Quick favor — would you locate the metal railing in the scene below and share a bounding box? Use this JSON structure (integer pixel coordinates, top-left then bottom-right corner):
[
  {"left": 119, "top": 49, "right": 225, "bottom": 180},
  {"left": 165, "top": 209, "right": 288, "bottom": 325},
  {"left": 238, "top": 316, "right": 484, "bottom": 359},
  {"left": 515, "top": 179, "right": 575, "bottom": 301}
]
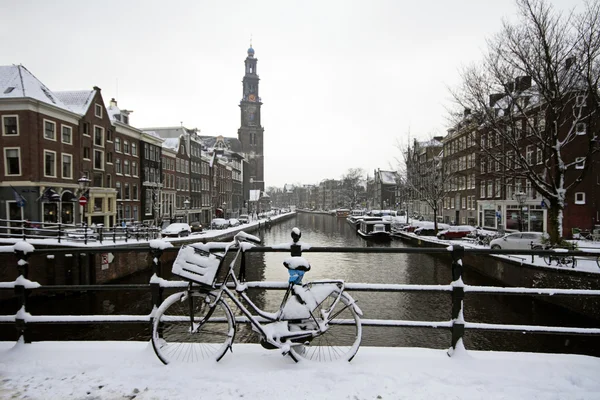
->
[
  {"left": 1, "top": 240, "right": 599, "bottom": 356},
  {"left": 0, "top": 218, "right": 161, "bottom": 244}
]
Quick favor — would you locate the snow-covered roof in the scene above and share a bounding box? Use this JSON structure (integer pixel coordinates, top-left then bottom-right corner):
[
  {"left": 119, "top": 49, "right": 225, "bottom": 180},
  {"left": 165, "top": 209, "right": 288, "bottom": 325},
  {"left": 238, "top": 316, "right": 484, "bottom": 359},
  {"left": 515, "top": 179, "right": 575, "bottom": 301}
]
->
[
  {"left": 199, "top": 135, "right": 242, "bottom": 153},
  {"left": 142, "top": 130, "right": 162, "bottom": 139},
  {"left": 162, "top": 138, "right": 179, "bottom": 151},
  {"left": 0, "top": 65, "right": 69, "bottom": 110},
  {"left": 379, "top": 171, "right": 397, "bottom": 185},
  {"left": 54, "top": 90, "right": 95, "bottom": 115},
  {"left": 144, "top": 127, "right": 187, "bottom": 139}
]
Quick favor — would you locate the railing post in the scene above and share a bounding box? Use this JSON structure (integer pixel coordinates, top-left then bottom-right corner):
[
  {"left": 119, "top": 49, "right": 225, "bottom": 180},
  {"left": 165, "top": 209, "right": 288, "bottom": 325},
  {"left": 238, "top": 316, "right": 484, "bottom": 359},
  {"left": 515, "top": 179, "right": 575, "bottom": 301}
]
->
[
  {"left": 58, "top": 222, "right": 62, "bottom": 244},
  {"left": 14, "top": 243, "right": 34, "bottom": 343},
  {"left": 449, "top": 245, "right": 465, "bottom": 356},
  {"left": 99, "top": 228, "right": 103, "bottom": 244},
  {"left": 150, "top": 247, "right": 164, "bottom": 313},
  {"left": 290, "top": 227, "right": 302, "bottom": 257}
]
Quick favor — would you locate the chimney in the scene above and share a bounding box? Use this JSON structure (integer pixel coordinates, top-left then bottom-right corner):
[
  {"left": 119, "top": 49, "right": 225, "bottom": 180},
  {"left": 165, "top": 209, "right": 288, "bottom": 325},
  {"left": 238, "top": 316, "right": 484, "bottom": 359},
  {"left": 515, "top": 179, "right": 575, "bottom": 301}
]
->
[
  {"left": 110, "top": 98, "right": 117, "bottom": 107},
  {"left": 489, "top": 93, "right": 504, "bottom": 107},
  {"left": 515, "top": 76, "right": 532, "bottom": 92},
  {"left": 566, "top": 57, "right": 576, "bottom": 70},
  {"left": 93, "top": 86, "right": 101, "bottom": 91}
]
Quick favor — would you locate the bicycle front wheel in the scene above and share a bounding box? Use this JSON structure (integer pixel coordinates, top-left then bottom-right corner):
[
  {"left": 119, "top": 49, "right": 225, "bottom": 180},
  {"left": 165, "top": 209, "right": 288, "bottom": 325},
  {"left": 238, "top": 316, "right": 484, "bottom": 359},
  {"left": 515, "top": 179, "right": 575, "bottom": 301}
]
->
[
  {"left": 152, "top": 290, "right": 235, "bottom": 365},
  {"left": 543, "top": 255, "right": 552, "bottom": 266},
  {"left": 289, "top": 291, "right": 362, "bottom": 363}
]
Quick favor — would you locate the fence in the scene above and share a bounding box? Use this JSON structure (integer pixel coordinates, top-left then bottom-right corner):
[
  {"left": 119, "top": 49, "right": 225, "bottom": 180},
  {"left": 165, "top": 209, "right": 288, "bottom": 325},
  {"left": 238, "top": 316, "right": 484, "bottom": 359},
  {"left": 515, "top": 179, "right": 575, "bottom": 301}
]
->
[{"left": 1, "top": 239, "right": 600, "bottom": 355}]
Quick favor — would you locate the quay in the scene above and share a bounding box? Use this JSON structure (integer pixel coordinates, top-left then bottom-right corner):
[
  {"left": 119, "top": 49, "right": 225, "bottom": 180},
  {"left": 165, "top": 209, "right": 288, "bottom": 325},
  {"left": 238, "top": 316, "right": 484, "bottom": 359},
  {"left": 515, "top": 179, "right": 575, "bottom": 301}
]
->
[{"left": 393, "top": 230, "right": 600, "bottom": 320}]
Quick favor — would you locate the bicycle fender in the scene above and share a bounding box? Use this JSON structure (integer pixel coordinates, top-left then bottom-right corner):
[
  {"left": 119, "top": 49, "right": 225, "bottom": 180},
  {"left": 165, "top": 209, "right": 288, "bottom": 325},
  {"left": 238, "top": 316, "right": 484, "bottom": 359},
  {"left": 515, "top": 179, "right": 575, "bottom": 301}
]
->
[{"left": 342, "top": 292, "right": 363, "bottom": 317}]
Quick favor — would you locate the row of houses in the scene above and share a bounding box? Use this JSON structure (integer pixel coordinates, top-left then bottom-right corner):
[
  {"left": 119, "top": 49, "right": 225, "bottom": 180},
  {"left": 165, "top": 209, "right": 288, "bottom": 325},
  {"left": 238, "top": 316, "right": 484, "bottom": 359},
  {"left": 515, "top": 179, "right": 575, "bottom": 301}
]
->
[
  {"left": 407, "top": 71, "right": 599, "bottom": 238},
  {"left": 0, "top": 64, "right": 264, "bottom": 229}
]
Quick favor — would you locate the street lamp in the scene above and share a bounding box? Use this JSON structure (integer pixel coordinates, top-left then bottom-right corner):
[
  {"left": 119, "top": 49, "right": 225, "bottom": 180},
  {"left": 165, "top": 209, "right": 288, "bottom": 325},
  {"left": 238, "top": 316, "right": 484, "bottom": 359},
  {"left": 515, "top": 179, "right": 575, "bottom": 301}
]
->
[
  {"left": 512, "top": 191, "right": 527, "bottom": 232},
  {"left": 183, "top": 198, "right": 190, "bottom": 224},
  {"left": 78, "top": 175, "right": 91, "bottom": 228}
]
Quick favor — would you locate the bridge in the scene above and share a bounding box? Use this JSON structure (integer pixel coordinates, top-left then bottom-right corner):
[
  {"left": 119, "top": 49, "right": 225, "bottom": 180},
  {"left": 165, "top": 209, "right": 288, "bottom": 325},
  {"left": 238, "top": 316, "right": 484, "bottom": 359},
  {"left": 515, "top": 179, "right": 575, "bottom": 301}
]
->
[{"left": 1, "top": 231, "right": 600, "bottom": 398}]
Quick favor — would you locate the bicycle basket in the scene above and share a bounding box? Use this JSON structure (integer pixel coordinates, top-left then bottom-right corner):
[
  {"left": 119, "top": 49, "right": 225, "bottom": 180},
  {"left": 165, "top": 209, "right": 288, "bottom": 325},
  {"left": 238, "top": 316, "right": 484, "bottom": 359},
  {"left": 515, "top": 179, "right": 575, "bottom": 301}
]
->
[{"left": 171, "top": 245, "right": 224, "bottom": 288}]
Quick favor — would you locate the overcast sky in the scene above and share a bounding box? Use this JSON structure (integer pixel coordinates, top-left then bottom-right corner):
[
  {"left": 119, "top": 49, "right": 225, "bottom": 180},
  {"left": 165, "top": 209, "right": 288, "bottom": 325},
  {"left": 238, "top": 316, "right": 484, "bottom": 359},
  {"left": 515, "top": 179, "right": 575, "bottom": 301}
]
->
[{"left": 1, "top": 0, "right": 585, "bottom": 188}]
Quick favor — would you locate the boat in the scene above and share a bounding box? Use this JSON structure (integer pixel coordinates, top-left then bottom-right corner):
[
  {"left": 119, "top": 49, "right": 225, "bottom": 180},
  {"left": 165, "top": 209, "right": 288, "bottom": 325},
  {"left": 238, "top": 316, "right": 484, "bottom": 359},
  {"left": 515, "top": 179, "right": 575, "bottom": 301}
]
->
[
  {"left": 346, "top": 210, "right": 366, "bottom": 231},
  {"left": 336, "top": 209, "right": 351, "bottom": 218},
  {"left": 357, "top": 217, "right": 392, "bottom": 241}
]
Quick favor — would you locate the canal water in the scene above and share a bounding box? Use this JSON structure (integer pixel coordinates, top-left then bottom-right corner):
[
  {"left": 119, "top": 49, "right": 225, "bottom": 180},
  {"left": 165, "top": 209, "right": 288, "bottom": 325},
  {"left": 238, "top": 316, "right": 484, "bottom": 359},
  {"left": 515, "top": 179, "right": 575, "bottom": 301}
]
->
[{"left": 2, "top": 213, "right": 599, "bottom": 357}]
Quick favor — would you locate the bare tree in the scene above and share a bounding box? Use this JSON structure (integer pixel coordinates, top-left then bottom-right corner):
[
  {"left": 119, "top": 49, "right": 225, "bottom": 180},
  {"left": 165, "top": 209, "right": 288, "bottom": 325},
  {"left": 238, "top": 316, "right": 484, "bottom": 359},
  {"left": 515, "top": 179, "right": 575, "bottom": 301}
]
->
[
  {"left": 451, "top": 0, "right": 600, "bottom": 243},
  {"left": 340, "top": 168, "right": 366, "bottom": 208}
]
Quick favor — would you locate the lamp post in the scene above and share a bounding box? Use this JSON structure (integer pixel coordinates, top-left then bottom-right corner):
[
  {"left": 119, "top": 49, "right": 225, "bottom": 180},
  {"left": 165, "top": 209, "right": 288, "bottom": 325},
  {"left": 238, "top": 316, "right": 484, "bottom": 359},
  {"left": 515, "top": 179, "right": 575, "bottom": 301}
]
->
[
  {"left": 78, "top": 175, "right": 91, "bottom": 228},
  {"left": 183, "top": 198, "right": 190, "bottom": 224},
  {"left": 512, "top": 191, "right": 527, "bottom": 232}
]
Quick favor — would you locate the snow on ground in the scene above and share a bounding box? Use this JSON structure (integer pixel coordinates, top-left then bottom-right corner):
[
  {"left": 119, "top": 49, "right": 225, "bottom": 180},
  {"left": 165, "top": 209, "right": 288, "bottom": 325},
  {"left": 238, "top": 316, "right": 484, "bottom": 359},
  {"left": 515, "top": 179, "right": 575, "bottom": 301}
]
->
[
  {"left": 0, "top": 212, "right": 292, "bottom": 249},
  {"left": 399, "top": 231, "right": 600, "bottom": 274},
  {"left": 0, "top": 341, "right": 599, "bottom": 400}
]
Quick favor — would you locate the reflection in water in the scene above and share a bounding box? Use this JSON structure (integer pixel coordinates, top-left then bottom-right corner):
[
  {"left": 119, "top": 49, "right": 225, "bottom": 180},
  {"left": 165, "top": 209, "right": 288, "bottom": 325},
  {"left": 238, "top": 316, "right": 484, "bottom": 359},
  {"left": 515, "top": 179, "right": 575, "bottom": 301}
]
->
[{"left": 1, "top": 213, "right": 599, "bottom": 357}]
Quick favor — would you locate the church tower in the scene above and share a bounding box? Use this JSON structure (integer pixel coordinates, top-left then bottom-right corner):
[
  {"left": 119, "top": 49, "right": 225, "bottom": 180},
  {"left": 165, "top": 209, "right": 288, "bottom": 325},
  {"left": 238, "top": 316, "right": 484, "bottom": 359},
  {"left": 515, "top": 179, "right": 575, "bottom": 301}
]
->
[{"left": 238, "top": 45, "right": 265, "bottom": 192}]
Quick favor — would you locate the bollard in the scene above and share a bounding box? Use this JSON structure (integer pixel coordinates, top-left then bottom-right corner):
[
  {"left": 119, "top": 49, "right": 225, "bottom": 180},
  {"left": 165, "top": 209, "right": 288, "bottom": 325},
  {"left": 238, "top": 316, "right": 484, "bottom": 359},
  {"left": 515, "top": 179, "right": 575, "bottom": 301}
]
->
[
  {"left": 449, "top": 245, "right": 465, "bottom": 354},
  {"left": 14, "top": 246, "right": 32, "bottom": 343},
  {"left": 150, "top": 247, "right": 164, "bottom": 313},
  {"left": 290, "top": 227, "right": 302, "bottom": 257},
  {"left": 58, "top": 223, "right": 62, "bottom": 244}
]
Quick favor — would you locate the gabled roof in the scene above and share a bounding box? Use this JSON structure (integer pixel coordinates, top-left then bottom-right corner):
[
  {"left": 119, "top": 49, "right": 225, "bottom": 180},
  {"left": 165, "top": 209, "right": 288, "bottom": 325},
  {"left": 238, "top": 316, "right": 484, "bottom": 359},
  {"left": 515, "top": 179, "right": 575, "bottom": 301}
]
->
[
  {"left": 54, "top": 90, "right": 96, "bottom": 115},
  {"left": 199, "top": 135, "right": 242, "bottom": 153},
  {"left": 0, "top": 65, "right": 69, "bottom": 110}
]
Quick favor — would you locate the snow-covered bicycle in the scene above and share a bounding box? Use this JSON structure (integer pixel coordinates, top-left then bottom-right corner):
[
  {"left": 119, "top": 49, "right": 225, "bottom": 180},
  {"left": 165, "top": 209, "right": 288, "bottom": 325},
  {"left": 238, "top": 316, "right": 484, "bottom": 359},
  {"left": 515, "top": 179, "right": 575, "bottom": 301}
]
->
[{"left": 151, "top": 229, "right": 362, "bottom": 364}]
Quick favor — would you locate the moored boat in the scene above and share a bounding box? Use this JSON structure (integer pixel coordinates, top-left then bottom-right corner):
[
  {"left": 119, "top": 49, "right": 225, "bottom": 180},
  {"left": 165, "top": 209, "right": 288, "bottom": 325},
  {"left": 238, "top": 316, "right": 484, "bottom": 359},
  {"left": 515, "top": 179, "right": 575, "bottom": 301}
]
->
[
  {"left": 357, "top": 217, "right": 392, "bottom": 241},
  {"left": 346, "top": 210, "right": 366, "bottom": 231},
  {"left": 336, "top": 209, "right": 351, "bottom": 218}
]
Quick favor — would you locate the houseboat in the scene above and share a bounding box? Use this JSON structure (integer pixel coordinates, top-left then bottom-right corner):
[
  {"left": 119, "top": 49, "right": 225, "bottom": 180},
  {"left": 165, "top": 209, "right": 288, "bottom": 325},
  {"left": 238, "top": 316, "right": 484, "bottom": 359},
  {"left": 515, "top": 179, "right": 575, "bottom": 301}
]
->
[
  {"left": 346, "top": 210, "right": 366, "bottom": 231},
  {"left": 357, "top": 217, "right": 392, "bottom": 241},
  {"left": 336, "top": 209, "right": 351, "bottom": 218}
]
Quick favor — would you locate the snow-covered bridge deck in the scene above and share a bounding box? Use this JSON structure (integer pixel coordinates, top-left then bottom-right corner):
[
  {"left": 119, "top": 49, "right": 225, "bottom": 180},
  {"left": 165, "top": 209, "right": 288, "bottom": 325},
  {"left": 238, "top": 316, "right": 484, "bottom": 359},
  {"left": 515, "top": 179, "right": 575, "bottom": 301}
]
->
[{"left": 1, "top": 341, "right": 598, "bottom": 399}]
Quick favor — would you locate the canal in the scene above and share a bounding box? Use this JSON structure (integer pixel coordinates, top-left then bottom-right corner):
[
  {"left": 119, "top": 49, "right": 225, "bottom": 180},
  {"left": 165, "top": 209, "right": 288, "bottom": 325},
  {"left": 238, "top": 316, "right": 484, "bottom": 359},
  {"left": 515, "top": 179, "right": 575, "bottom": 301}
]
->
[{"left": 2, "top": 213, "right": 600, "bottom": 357}]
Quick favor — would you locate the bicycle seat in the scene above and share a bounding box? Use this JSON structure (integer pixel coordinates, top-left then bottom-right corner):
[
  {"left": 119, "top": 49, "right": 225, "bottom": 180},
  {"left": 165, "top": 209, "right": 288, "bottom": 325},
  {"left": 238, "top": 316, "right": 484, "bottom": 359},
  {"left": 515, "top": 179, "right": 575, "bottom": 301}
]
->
[{"left": 283, "top": 256, "right": 311, "bottom": 271}]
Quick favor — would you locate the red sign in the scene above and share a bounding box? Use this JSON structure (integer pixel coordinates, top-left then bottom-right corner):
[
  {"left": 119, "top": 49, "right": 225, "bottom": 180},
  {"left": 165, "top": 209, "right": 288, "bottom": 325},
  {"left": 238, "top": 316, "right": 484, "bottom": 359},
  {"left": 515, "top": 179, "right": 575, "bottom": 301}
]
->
[{"left": 78, "top": 196, "right": 88, "bottom": 206}]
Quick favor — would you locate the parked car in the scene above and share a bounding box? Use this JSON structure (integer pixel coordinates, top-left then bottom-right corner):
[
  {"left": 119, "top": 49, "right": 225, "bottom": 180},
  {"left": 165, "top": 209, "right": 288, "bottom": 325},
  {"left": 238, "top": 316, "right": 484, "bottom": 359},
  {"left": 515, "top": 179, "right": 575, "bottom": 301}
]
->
[
  {"left": 437, "top": 225, "right": 476, "bottom": 240},
  {"left": 414, "top": 226, "right": 438, "bottom": 236},
  {"left": 238, "top": 214, "right": 250, "bottom": 224},
  {"left": 190, "top": 221, "right": 203, "bottom": 233},
  {"left": 490, "top": 232, "right": 545, "bottom": 250},
  {"left": 228, "top": 218, "right": 241, "bottom": 227},
  {"left": 211, "top": 218, "right": 229, "bottom": 229},
  {"left": 161, "top": 223, "right": 191, "bottom": 238}
]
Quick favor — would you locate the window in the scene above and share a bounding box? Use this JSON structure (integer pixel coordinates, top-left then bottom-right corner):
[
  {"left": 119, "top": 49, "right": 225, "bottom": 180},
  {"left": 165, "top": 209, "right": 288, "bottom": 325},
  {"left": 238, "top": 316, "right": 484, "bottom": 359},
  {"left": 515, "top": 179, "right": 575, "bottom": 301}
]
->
[
  {"left": 526, "top": 145, "right": 533, "bottom": 164},
  {"left": 538, "top": 115, "right": 546, "bottom": 132},
  {"left": 93, "top": 149, "right": 104, "bottom": 170},
  {"left": 133, "top": 184, "right": 138, "bottom": 200},
  {"left": 116, "top": 182, "right": 122, "bottom": 199},
  {"left": 487, "top": 181, "right": 493, "bottom": 198},
  {"left": 83, "top": 122, "right": 90, "bottom": 136},
  {"left": 495, "top": 178, "right": 501, "bottom": 198},
  {"left": 115, "top": 159, "right": 122, "bottom": 174},
  {"left": 62, "top": 153, "right": 73, "bottom": 179},
  {"left": 480, "top": 181, "right": 486, "bottom": 198},
  {"left": 576, "top": 123, "right": 586, "bottom": 135},
  {"left": 44, "top": 120, "right": 56, "bottom": 140},
  {"left": 124, "top": 140, "right": 130, "bottom": 154},
  {"left": 526, "top": 117, "right": 534, "bottom": 136},
  {"left": 106, "top": 152, "right": 113, "bottom": 164},
  {"left": 132, "top": 161, "right": 138, "bottom": 176},
  {"left": 131, "top": 143, "right": 137, "bottom": 156},
  {"left": 124, "top": 159, "right": 130, "bottom": 175},
  {"left": 115, "top": 137, "right": 121, "bottom": 152},
  {"left": 124, "top": 183, "right": 130, "bottom": 200},
  {"left": 95, "top": 103, "right": 103, "bottom": 118},
  {"left": 106, "top": 129, "right": 113, "bottom": 142},
  {"left": 536, "top": 148, "right": 542, "bottom": 165},
  {"left": 4, "top": 148, "right": 21, "bottom": 176},
  {"left": 44, "top": 150, "right": 56, "bottom": 177},
  {"left": 575, "top": 157, "right": 585, "bottom": 169},
  {"left": 2, "top": 115, "right": 18, "bottom": 135},
  {"left": 461, "top": 197, "right": 466, "bottom": 209},
  {"left": 575, "top": 192, "right": 585, "bottom": 205},
  {"left": 83, "top": 147, "right": 91, "bottom": 160},
  {"left": 61, "top": 125, "right": 72, "bottom": 144},
  {"left": 94, "top": 126, "right": 104, "bottom": 146}
]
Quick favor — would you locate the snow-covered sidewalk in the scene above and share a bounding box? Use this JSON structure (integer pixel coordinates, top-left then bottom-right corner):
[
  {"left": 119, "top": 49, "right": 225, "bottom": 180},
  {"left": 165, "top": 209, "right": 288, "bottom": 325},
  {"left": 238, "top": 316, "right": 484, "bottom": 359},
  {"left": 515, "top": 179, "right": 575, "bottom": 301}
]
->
[{"left": 1, "top": 341, "right": 599, "bottom": 400}]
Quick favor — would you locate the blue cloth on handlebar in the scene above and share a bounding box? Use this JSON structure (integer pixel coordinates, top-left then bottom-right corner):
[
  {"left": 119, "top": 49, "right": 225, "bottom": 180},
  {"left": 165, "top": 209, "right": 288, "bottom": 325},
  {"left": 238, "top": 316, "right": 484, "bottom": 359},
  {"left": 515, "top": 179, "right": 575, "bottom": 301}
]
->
[{"left": 288, "top": 269, "right": 305, "bottom": 285}]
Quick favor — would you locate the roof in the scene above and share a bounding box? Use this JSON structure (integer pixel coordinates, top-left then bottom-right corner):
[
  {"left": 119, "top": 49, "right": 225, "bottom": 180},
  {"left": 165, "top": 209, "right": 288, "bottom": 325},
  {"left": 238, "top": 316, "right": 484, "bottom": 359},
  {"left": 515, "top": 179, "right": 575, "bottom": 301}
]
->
[
  {"left": 379, "top": 171, "right": 397, "bottom": 185},
  {"left": 54, "top": 90, "right": 95, "bottom": 115},
  {"left": 162, "top": 138, "right": 180, "bottom": 151},
  {"left": 144, "top": 127, "right": 187, "bottom": 139},
  {"left": 199, "top": 135, "right": 242, "bottom": 153},
  {"left": 0, "top": 65, "right": 69, "bottom": 110}
]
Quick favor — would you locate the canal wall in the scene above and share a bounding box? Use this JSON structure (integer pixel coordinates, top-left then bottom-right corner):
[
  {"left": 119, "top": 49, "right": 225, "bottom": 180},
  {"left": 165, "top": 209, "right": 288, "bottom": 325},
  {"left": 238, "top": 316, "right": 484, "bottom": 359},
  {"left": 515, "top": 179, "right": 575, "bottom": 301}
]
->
[
  {"left": 0, "top": 213, "right": 297, "bottom": 294},
  {"left": 394, "top": 232, "right": 600, "bottom": 320}
]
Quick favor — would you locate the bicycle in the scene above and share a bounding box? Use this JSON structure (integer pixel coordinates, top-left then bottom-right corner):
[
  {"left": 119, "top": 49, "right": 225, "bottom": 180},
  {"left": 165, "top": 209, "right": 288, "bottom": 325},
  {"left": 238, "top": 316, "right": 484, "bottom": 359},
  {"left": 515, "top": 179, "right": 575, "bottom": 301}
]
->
[
  {"left": 151, "top": 229, "right": 362, "bottom": 365},
  {"left": 539, "top": 245, "right": 577, "bottom": 268}
]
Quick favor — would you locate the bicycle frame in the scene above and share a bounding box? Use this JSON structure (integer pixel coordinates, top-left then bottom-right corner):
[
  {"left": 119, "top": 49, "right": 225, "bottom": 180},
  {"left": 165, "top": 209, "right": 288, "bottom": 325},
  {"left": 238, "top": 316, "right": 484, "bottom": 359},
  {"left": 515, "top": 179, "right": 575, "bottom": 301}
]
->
[{"left": 201, "top": 244, "right": 349, "bottom": 350}]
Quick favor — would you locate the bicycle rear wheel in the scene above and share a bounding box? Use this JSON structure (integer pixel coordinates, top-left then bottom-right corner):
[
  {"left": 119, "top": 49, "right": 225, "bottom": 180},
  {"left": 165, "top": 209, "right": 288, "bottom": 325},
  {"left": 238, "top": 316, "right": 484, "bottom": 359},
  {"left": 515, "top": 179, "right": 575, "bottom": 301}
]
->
[
  {"left": 288, "top": 291, "right": 362, "bottom": 363},
  {"left": 543, "top": 255, "right": 552, "bottom": 266},
  {"left": 152, "top": 290, "right": 234, "bottom": 365}
]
